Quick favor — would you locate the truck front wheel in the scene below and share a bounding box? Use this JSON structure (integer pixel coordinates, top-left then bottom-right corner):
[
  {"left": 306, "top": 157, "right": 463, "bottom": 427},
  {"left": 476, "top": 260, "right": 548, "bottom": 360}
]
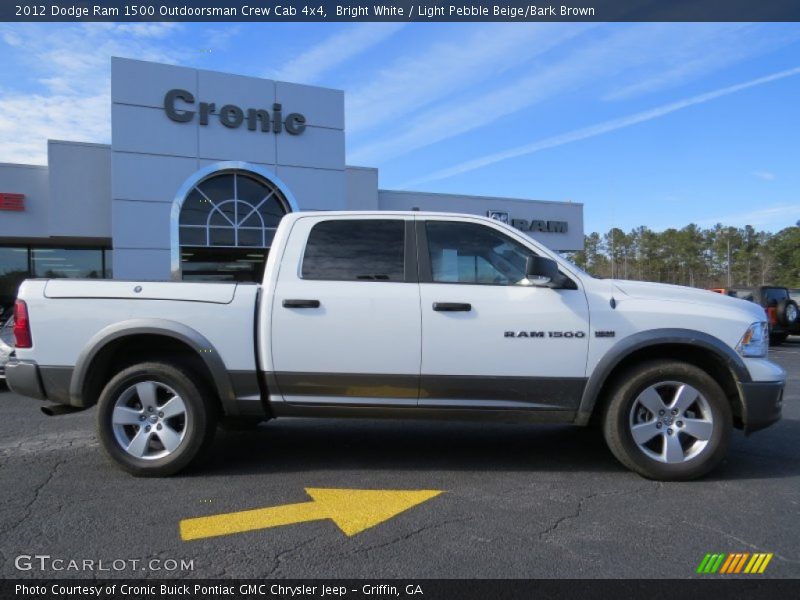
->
[
  {"left": 602, "top": 360, "right": 732, "bottom": 480},
  {"left": 96, "top": 362, "right": 217, "bottom": 477}
]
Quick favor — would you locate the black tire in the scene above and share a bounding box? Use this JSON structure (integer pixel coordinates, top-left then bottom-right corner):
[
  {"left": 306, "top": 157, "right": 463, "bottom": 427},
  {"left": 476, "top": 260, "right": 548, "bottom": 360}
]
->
[
  {"left": 602, "top": 360, "right": 732, "bottom": 481},
  {"left": 776, "top": 299, "right": 799, "bottom": 327},
  {"left": 770, "top": 333, "right": 788, "bottom": 346},
  {"left": 97, "top": 362, "right": 217, "bottom": 477}
]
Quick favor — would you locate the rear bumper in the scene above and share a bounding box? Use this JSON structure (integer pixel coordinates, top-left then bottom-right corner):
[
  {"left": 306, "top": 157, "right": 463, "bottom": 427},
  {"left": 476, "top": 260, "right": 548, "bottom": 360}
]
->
[
  {"left": 5, "top": 359, "right": 47, "bottom": 400},
  {"left": 5, "top": 359, "right": 73, "bottom": 404},
  {"left": 740, "top": 380, "right": 784, "bottom": 434}
]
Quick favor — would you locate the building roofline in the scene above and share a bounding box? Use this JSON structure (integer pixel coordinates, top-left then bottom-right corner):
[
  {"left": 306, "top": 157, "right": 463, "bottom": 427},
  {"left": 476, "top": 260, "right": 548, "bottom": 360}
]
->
[
  {"left": 288, "top": 209, "right": 565, "bottom": 219},
  {"left": 0, "top": 161, "right": 47, "bottom": 170},
  {"left": 48, "top": 139, "right": 110, "bottom": 149},
  {"left": 378, "top": 188, "right": 583, "bottom": 207}
]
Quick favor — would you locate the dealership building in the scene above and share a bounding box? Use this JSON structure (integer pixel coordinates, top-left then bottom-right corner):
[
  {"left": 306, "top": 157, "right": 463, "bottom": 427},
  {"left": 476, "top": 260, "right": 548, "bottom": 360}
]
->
[{"left": 0, "top": 57, "right": 583, "bottom": 309}]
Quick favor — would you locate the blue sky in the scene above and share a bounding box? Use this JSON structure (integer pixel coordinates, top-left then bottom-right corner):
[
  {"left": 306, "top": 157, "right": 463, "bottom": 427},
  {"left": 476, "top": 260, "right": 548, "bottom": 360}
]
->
[{"left": 0, "top": 22, "right": 799, "bottom": 233}]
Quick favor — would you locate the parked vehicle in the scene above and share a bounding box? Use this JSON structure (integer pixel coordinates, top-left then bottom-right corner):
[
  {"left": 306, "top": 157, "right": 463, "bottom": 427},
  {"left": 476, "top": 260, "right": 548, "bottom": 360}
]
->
[
  {"left": 732, "top": 286, "right": 799, "bottom": 345},
  {"left": 707, "top": 288, "right": 739, "bottom": 297},
  {"left": 0, "top": 315, "right": 13, "bottom": 380},
  {"left": 0, "top": 339, "right": 10, "bottom": 380},
  {"left": 6, "top": 212, "right": 786, "bottom": 480}
]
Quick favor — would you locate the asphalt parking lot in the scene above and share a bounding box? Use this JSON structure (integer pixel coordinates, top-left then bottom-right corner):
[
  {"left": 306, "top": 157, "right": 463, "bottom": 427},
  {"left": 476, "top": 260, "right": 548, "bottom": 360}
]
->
[{"left": 1, "top": 341, "right": 799, "bottom": 579}]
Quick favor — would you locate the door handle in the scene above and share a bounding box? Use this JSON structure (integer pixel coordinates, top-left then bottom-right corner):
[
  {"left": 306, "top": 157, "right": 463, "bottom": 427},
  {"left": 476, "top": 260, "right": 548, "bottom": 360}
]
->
[
  {"left": 433, "top": 302, "right": 472, "bottom": 312},
  {"left": 283, "top": 299, "right": 321, "bottom": 309}
]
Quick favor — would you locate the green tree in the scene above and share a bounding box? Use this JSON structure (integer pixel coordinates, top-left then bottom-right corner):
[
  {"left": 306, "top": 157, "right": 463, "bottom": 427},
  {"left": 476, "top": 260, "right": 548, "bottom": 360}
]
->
[{"left": 768, "top": 227, "right": 800, "bottom": 287}]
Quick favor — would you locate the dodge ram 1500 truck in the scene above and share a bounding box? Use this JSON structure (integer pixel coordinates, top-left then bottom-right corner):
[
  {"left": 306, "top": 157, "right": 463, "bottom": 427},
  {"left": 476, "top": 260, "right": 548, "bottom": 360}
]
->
[{"left": 5, "top": 211, "right": 786, "bottom": 480}]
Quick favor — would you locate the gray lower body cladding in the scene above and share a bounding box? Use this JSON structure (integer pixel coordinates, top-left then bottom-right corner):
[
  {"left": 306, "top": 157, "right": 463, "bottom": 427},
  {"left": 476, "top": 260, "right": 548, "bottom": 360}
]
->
[
  {"left": 6, "top": 359, "right": 264, "bottom": 419},
  {"left": 270, "top": 371, "right": 587, "bottom": 413},
  {"left": 5, "top": 359, "right": 70, "bottom": 404},
  {"left": 8, "top": 360, "right": 783, "bottom": 433}
]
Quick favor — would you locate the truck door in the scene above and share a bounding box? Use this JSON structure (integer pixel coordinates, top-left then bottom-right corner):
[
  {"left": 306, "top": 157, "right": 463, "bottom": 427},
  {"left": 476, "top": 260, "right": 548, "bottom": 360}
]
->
[
  {"left": 417, "top": 217, "right": 590, "bottom": 412},
  {"left": 270, "top": 216, "right": 421, "bottom": 407}
]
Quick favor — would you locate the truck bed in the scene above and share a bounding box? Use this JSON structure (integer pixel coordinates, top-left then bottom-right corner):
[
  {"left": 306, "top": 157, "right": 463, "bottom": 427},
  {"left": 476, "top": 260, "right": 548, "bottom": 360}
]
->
[{"left": 12, "top": 278, "right": 262, "bottom": 411}]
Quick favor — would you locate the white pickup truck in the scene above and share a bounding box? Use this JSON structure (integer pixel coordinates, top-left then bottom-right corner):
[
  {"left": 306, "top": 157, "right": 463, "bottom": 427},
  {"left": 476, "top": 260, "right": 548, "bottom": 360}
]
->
[{"left": 6, "top": 211, "right": 785, "bottom": 480}]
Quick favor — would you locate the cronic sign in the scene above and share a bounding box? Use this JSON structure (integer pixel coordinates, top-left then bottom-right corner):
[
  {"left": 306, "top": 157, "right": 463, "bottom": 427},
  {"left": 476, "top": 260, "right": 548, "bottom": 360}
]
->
[{"left": 164, "top": 89, "right": 306, "bottom": 135}]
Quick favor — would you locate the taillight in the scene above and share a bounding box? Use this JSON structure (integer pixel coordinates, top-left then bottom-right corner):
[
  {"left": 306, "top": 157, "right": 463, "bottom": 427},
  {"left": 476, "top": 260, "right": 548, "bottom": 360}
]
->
[
  {"left": 766, "top": 306, "right": 777, "bottom": 326},
  {"left": 13, "top": 299, "right": 32, "bottom": 348}
]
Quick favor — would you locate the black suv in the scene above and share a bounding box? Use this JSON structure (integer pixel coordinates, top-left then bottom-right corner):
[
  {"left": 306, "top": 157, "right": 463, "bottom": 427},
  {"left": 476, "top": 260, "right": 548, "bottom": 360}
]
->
[{"left": 733, "top": 286, "right": 799, "bottom": 345}]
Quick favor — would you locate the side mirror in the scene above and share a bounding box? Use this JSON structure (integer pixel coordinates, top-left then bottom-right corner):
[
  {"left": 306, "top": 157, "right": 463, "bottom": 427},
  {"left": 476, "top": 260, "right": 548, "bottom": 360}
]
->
[{"left": 525, "top": 255, "right": 559, "bottom": 287}]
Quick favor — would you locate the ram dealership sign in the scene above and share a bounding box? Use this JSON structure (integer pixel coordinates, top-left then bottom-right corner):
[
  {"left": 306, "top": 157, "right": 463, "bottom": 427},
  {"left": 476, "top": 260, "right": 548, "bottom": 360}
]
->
[
  {"left": 164, "top": 89, "right": 306, "bottom": 135},
  {"left": 487, "top": 210, "right": 568, "bottom": 234}
]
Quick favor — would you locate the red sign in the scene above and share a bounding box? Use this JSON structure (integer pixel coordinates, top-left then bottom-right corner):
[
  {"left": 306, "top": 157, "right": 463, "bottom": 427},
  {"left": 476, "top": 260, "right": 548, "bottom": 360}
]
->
[{"left": 0, "top": 193, "right": 24, "bottom": 211}]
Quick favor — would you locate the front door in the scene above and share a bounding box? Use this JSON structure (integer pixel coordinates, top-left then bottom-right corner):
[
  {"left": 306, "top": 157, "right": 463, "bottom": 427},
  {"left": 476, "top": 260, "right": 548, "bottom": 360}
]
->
[
  {"left": 417, "top": 217, "right": 590, "bottom": 411},
  {"left": 270, "top": 216, "right": 421, "bottom": 406}
]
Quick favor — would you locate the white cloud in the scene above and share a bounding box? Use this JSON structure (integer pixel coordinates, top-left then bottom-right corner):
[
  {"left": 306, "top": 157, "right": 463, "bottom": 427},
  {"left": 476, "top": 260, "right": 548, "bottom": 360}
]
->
[
  {"left": 110, "top": 23, "right": 181, "bottom": 39},
  {"left": 404, "top": 66, "right": 800, "bottom": 187},
  {"left": 0, "top": 93, "right": 108, "bottom": 164},
  {"left": 753, "top": 170, "right": 776, "bottom": 181},
  {"left": 348, "top": 24, "right": 799, "bottom": 166},
  {"left": 346, "top": 23, "right": 591, "bottom": 135},
  {"left": 270, "top": 23, "right": 405, "bottom": 84},
  {"left": 0, "top": 24, "right": 190, "bottom": 163},
  {"left": 600, "top": 23, "right": 800, "bottom": 101},
  {"left": 1, "top": 31, "right": 21, "bottom": 46},
  {"left": 696, "top": 204, "right": 800, "bottom": 228}
]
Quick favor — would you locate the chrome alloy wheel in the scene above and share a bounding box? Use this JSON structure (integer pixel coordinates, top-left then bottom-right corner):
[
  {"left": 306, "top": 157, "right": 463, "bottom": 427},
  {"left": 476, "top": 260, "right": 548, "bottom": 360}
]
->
[
  {"left": 628, "top": 381, "right": 714, "bottom": 464},
  {"left": 111, "top": 381, "right": 188, "bottom": 460}
]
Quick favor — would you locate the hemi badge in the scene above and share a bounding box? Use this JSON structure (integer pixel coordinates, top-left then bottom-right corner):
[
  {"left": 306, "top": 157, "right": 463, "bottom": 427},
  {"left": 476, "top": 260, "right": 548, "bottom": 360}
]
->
[{"left": 595, "top": 331, "right": 615, "bottom": 338}]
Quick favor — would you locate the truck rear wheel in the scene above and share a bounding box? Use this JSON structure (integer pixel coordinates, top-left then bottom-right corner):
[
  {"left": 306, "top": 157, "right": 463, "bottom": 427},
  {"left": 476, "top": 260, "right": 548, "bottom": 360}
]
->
[
  {"left": 96, "top": 362, "right": 216, "bottom": 477},
  {"left": 602, "top": 360, "right": 732, "bottom": 481}
]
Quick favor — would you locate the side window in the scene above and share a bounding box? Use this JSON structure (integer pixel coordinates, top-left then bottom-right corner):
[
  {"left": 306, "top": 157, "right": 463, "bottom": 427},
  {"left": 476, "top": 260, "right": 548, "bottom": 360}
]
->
[
  {"left": 302, "top": 219, "right": 405, "bottom": 281},
  {"left": 425, "top": 221, "right": 533, "bottom": 285}
]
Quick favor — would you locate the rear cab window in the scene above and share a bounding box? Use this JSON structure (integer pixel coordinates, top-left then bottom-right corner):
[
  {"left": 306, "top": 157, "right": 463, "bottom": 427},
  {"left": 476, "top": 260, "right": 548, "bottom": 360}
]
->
[{"left": 301, "top": 219, "right": 406, "bottom": 282}]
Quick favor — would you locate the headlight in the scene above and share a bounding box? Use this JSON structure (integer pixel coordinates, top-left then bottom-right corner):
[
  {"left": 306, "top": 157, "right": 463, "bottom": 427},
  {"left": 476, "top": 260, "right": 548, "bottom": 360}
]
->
[{"left": 736, "top": 322, "right": 769, "bottom": 358}]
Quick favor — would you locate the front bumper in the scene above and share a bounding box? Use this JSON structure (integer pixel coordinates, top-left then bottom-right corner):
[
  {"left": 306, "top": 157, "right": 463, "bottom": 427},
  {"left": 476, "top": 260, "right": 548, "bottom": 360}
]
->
[{"left": 739, "top": 380, "right": 784, "bottom": 434}]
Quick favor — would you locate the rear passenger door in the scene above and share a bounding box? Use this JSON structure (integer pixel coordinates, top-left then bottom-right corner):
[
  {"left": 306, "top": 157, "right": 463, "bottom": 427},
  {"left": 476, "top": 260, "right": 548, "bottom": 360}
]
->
[{"left": 270, "top": 216, "right": 421, "bottom": 407}]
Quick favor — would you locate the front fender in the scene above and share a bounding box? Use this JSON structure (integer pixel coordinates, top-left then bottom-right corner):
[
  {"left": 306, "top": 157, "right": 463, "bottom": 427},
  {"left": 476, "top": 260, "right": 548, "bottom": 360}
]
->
[{"left": 575, "top": 328, "right": 750, "bottom": 425}]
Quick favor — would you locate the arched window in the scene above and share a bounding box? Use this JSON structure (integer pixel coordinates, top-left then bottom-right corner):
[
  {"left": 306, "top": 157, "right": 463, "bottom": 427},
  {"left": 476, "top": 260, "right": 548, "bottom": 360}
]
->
[
  {"left": 177, "top": 169, "right": 292, "bottom": 281},
  {"left": 178, "top": 170, "right": 289, "bottom": 248}
]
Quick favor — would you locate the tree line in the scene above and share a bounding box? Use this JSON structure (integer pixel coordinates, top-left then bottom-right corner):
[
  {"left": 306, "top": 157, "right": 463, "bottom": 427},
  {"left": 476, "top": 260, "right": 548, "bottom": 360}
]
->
[{"left": 565, "top": 223, "right": 800, "bottom": 289}]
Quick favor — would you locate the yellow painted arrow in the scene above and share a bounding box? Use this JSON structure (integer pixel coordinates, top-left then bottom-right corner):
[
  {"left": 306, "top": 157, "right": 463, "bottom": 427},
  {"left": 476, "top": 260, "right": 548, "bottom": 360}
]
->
[{"left": 179, "top": 488, "right": 443, "bottom": 541}]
